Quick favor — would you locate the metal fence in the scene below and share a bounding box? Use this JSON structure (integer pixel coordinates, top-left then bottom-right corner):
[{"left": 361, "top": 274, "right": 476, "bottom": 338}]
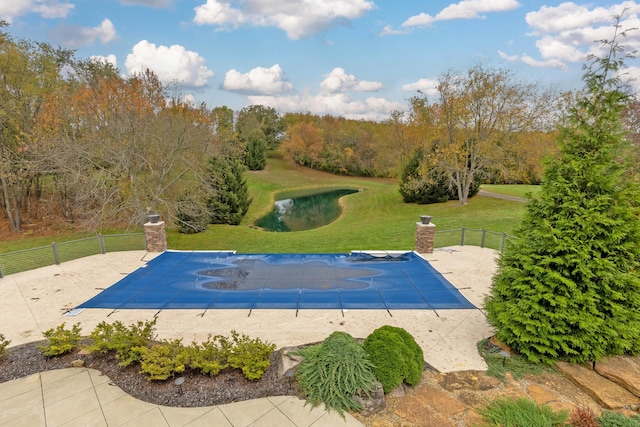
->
[
  {"left": 0, "top": 228, "right": 517, "bottom": 278},
  {"left": 0, "top": 233, "right": 146, "bottom": 278},
  {"left": 434, "top": 228, "right": 519, "bottom": 253}
]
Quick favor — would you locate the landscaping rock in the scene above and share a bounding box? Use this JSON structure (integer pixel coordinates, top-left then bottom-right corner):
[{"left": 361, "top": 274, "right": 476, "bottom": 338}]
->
[
  {"left": 354, "top": 381, "right": 386, "bottom": 417},
  {"left": 556, "top": 361, "right": 640, "bottom": 409},
  {"left": 526, "top": 384, "right": 559, "bottom": 405},
  {"left": 276, "top": 346, "right": 303, "bottom": 378},
  {"left": 595, "top": 357, "right": 640, "bottom": 398},
  {"left": 437, "top": 370, "right": 501, "bottom": 392},
  {"left": 394, "top": 383, "right": 468, "bottom": 426}
]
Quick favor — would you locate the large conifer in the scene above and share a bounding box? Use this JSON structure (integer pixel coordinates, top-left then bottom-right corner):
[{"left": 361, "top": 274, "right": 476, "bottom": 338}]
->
[{"left": 485, "top": 17, "right": 640, "bottom": 364}]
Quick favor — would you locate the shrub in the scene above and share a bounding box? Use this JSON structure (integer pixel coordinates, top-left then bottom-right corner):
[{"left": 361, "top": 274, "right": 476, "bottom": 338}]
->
[
  {"left": 175, "top": 190, "right": 210, "bottom": 234},
  {"left": 478, "top": 397, "right": 567, "bottom": 427},
  {"left": 85, "top": 318, "right": 157, "bottom": 367},
  {"left": 363, "top": 325, "right": 424, "bottom": 392},
  {"left": 598, "top": 411, "right": 640, "bottom": 427},
  {"left": 295, "top": 331, "right": 377, "bottom": 417},
  {"left": 184, "top": 335, "right": 232, "bottom": 377},
  {"left": 139, "top": 339, "right": 187, "bottom": 381},
  {"left": 0, "top": 333, "right": 11, "bottom": 358},
  {"left": 39, "top": 323, "right": 82, "bottom": 357},
  {"left": 226, "top": 330, "right": 276, "bottom": 380},
  {"left": 569, "top": 406, "right": 599, "bottom": 427}
]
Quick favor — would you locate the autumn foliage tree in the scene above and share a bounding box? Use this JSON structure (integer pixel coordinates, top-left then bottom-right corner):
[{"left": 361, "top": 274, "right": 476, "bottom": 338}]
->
[
  {"left": 408, "top": 65, "right": 557, "bottom": 204},
  {"left": 485, "top": 18, "right": 640, "bottom": 364},
  {"left": 0, "top": 22, "right": 73, "bottom": 231},
  {"left": 34, "top": 62, "right": 218, "bottom": 230}
]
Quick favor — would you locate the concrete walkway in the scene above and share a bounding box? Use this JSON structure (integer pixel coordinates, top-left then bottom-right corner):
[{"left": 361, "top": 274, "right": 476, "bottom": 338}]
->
[
  {"left": 0, "top": 246, "right": 499, "bottom": 426},
  {"left": 0, "top": 368, "right": 360, "bottom": 426}
]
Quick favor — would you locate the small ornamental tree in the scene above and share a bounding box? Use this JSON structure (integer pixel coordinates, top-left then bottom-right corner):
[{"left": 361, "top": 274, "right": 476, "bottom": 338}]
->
[{"left": 485, "top": 17, "right": 640, "bottom": 364}]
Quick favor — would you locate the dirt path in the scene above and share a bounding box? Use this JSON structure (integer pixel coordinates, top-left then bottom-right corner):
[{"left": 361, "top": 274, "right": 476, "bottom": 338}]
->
[{"left": 478, "top": 189, "right": 527, "bottom": 203}]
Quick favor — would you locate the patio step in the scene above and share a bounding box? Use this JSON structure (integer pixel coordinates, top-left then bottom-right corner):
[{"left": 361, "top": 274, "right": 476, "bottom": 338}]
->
[{"left": 555, "top": 357, "right": 640, "bottom": 410}]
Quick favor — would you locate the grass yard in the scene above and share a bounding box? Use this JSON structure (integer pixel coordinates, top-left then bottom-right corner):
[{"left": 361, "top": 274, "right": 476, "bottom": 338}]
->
[
  {"left": 0, "top": 158, "right": 529, "bottom": 255},
  {"left": 167, "top": 159, "right": 528, "bottom": 253},
  {"left": 481, "top": 184, "right": 541, "bottom": 199}
]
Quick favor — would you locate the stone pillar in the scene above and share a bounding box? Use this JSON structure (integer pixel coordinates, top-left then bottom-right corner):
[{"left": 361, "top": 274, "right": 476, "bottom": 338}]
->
[
  {"left": 144, "top": 221, "right": 167, "bottom": 252},
  {"left": 415, "top": 222, "right": 436, "bottom": 254}
]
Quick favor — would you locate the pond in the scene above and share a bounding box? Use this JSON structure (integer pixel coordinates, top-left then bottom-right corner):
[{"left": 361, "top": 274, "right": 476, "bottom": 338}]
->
[{"left": 254, "top": 188, "right": 358, "bottom": 232}]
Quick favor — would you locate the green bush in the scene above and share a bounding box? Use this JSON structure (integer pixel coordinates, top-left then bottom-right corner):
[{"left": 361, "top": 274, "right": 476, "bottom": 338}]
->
[
  {"left": 0, "top": 333, "right": 11, "bottom": 358},
  {"left": 85, "top": 318, "right": 157, "bottom": 367},
  {"left": 363, "top": 325, "right": 424, "bottom": 392},
  {"left": 478, "top": 397, "right": 567, "bottom": 427},
  {"left": 295, "top": 331, "right": 377, "bottom": 417},
  {"left": 139, "top": 339, "right": 187, "bottom": 381},
  {"left": 598, "top": 411, "right": 640, "bottom": 427},
  {"left": 183, "top": 335, "right": 232, "bottom": 377},
  {"left": 226, "top": 330, "right": 276, "bottom": 380},
  {"left": 39, "top": 323, "right": 82, "bottom": 357}
]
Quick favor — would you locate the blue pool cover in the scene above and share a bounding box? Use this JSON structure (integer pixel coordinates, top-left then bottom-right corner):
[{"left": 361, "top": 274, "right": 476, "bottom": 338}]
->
[{"left": 76, "top": 250, "right": 475, "bottom": 311}]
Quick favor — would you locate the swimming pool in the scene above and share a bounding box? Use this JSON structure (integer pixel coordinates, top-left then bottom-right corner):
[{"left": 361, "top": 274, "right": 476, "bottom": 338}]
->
[{"left": 76, "top": 250, "right": 475, "bottom": 312}]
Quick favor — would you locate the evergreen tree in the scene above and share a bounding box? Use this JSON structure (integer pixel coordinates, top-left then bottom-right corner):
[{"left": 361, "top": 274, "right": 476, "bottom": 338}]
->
[
  {"left": 485, "top": 18, "right": 640, "bottom": 364},
  {"left": 245, "top": 129, "right": 267, "bottom": 170},
  {"left": 204, "top": 156, "right": 251, "bottom": 225}
]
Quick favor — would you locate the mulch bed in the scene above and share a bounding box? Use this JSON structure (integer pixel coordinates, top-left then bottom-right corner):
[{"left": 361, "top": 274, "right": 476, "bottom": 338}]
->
[{"left": 0, "top": 340, "right": 298, "bottom": 407}]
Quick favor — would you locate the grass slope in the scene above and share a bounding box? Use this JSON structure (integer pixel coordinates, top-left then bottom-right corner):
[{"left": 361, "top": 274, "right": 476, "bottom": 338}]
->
[{"left": 168, "top": 159, "right": 527, "bottom": 253}]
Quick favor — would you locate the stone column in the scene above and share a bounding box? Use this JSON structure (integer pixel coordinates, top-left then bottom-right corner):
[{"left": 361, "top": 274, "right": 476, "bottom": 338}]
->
[
  {"left": 144, "top": 221, "right": 167, "bottom": 252},
  {"left": 415, "top": 222, "right": 436, "bottom": 254}
]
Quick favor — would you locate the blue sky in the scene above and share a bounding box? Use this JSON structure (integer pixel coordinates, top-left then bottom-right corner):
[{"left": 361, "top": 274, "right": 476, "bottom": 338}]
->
[{"left": 4, "top": 1, "right": 640, "bottom": 120}]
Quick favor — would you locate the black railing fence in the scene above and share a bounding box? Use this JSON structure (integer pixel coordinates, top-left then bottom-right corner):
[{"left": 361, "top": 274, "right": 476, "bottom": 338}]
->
[{"left": 0, "top": 228, "right": 517, "bottom": 278}]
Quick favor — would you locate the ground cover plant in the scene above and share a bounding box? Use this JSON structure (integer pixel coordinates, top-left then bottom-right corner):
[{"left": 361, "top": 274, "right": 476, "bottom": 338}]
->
[
  {"left": 478, "top": 397, "right": 568, "bottom": 427},
  {"left": 476, "top": 338, "right": 547, "bottom": 380}
]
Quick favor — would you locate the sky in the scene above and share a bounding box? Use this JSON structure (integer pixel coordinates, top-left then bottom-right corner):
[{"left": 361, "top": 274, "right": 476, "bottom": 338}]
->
[{"left": 3, "top": 0, "right": 640, "bottom": 121}]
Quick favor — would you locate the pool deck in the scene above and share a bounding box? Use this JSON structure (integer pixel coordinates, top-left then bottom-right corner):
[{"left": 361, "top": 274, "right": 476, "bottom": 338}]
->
[{"left": 0, "top": 245, "right": 498, "bottom": 426}]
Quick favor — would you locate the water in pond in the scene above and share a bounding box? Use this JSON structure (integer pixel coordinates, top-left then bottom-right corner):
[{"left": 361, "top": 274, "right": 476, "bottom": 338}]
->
[{"left": 255, "top": 188, "right": 358, "bottom": 232}]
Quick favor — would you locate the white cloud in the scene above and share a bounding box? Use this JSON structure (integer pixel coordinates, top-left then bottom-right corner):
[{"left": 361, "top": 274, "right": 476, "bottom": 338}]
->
[
  {"left": 497, "top": 50, "right": 519, "bottom": 62},
  {"left": 125, "top": 40, "right": 214, "bottom": 87},
  {"left": 90, "top": 54, "right": 118, "bottom": 69},
  {"left": 0, "top": 0, "right": 73, "bottom": 23},
  {"left": 51, "top": 19, "right": 118, "bottom": 48},
  {"left": 193, "top": 0, "right": 374, "bottom": 40},
  {"left": 525, "top": 3, "right": 640, "bottom": 64},
  {"left": 494, "top": 2, "right": 640, "bottom": 72},
  {"left": 378, "top": 24, "right": 408, "bottom": 36},
  {"left": 320, "top": 68, "right": 383, "bottom": 93},
  {"left": 402, "top": 78, "right": 439, "bottom": 95},
  {"left": 120, "top": 0, "right": 171, "bottom": 7},
  {"left": 248, "top": 92, "right": 402, "bottom": 121},
  {"left": 402, "top": 0, "right": 519, "bottom": 28},
  {"left": 221, "top": 65, "right": 293, "bottom": 95}
]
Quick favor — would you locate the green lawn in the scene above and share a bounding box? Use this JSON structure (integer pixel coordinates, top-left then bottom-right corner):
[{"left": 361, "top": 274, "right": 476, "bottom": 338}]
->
[
  {"left": 1, "top": 159, "right": 529, "bottom": 255},
  {"left": 168, "top": 159, "right": 528, "bottom": 253}
]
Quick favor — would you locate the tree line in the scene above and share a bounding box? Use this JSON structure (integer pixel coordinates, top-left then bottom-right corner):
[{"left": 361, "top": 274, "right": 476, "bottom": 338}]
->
[
  {"left": 3, "top": 20, "right": 639, "bottom": 233},
  {"left": 0, "top": 22, "right": 283, "bottom": 233}
]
